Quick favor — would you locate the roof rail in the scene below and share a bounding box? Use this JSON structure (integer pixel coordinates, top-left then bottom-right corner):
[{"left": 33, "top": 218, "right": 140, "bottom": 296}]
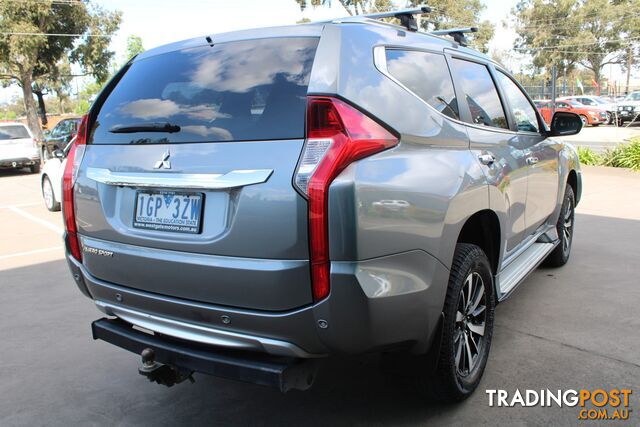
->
[
  {"left": 335, "top": 6, "right": 431, "bottom": 32},
  {"left": 430, "top": 27, "right": 478, "bottom": 47}
]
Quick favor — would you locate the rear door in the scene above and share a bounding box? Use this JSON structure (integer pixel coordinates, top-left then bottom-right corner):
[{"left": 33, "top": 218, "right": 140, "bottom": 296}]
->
[
  {"left": 448, "top": 55, "right": 529, "bottom": 253},
  {"left": 494, "top": 70, "right": 559, "bottom": 235},
  {"left": 75, "top": 36, "right": 319, "bottom": 311}
]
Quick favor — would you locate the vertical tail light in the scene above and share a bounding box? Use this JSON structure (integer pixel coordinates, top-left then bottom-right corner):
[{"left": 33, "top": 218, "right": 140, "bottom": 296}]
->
[
  {"left": 295, "top": 97, "right": 398, "bottom": 302},
  {"left": 62, "top": 115, "right": 88, "bottom": 262}
]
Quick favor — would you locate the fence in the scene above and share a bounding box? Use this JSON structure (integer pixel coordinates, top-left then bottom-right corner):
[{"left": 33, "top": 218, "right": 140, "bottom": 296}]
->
[{"left": 521, "top": 82, "right": 640, "bottom": 101}]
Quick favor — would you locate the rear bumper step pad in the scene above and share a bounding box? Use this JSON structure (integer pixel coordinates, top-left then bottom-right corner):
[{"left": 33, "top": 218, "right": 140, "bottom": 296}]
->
[{"left": 91, "top": 317, "right": 318, "bottom": 392}]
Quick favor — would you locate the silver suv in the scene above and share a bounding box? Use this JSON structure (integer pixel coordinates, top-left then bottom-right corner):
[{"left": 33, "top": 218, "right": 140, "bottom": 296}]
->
[{"left": 63, "top": 9, "right": 582, "bottom": 402}]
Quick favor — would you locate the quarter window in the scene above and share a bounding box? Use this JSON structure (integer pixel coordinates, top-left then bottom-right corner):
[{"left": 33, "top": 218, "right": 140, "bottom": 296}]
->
[
  {"left": 385, "top": 49, "right": 459, "bottom": 120},
  {"left": 450, "top": 58, "right": 508, "bottom": 130},
  {"left": 496, "top": 72, "right": 540, "bottom": 133}
]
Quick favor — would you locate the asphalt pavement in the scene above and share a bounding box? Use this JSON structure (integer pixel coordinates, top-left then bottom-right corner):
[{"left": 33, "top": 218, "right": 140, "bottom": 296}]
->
[
  {"left": 562, "top": 123, "right": 640, "bottom": 152},
  {"left": 0, "top": 166, "right": 639, "bottom": 426}
]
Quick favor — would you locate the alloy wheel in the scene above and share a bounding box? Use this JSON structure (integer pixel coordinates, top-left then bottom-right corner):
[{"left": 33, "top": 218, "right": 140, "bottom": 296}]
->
[
  {"left": 454, "top": 272, "right": 487, "bottom": 377},
  {"left": 43, "top": 178, "right": 54, "bottom": 209},
  {"left": 561, "top": 196, "right": 574, "bottom": 256}
]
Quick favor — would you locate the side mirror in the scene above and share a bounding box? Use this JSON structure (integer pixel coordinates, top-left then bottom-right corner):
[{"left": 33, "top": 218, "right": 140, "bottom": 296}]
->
[
  {"left": 549, "top": 112, "right": 582, "bottom": 136},
  {"left": 53, "top": 149, "right": 65, "bottom": 159}
]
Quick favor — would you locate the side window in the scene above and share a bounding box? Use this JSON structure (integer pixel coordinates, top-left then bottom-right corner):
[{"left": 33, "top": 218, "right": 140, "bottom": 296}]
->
[
  {"left": 450, "top": 58, "right": 508, "bottom": 129},
  {"left": 496, "top": 72, "right": 540, "bottom": 133},
  {"left": 385, "top": 49, "right": 459, "bottom": 120}
]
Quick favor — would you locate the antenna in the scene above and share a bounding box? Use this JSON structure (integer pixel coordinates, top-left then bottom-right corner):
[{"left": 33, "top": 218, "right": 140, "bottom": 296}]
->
[
  {"left": 337, "top": 6, "right": 431, "bottom": 32},
  {"left": 430, "top": 27, "right": 478, "bottom": 47}
]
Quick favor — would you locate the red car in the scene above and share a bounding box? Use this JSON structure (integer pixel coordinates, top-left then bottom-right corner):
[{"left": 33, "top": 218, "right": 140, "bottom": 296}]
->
[{"left": 534, "top": 99, "right": 607, "bottom": 126}]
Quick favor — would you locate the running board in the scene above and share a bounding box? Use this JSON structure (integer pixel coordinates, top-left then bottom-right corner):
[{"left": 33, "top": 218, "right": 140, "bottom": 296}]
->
[{"left": 496, "top": 242, "right": 556, "bottom": 301}]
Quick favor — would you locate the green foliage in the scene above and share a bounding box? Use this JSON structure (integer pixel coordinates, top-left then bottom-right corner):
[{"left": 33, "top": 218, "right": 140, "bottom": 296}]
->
[
  {"left": 601, "top": 139, "right": 640, "bottom": 171},
  {"left": 0, "top": 0, "right": 121, "bottom": 137},
  {"left": 73, "top": 99, "right": 90, "bottom": 115},
  {"left": 513, "top": 0, "right": 640, "bottom": 86},
  {"left": 125, "top": 34, "right": 145, "bottom": 62},
  {"left": 577, "top": 146, "right": 602, "bottom": 165}
]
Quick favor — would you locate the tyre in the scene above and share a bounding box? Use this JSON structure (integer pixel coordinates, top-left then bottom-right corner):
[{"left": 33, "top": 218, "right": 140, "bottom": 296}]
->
[
  {"left": 606, "top": 112, "right": 613, "bottom": 124},
  {"left": 30, "top": 163, "right": 41, "bottom": 174},
  {"left": 422, "top": 243, "right": 495, "bottom": 402},
  {"left": 579, "top": 115, "right": 588, "bottom": 127},
  {"left": 42, "top": 175, "right": 60, "bottom": 211},
  {"left": 544, "top": 185, "right": 575, "bottom": 267}
]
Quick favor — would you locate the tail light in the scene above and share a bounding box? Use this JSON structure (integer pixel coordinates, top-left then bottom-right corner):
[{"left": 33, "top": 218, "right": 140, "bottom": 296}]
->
[
  {"left": 62, "top": 115, "right": 88, "bottom": 261},
  {"left": 295, "top": 97, "right": 398, "bottom": 302}
]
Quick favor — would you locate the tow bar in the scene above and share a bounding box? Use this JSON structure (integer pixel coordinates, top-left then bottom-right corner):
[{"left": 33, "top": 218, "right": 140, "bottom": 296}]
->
[
  {"left": 138, "top": 348, "right": 195, "bottom": 387},
  {"left": 92, "top": 318, "right": 319, "bottom": 392}
]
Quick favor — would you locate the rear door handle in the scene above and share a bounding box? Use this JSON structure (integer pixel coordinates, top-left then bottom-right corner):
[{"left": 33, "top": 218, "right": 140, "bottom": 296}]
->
[
  {"left": 478, "top": 154, "right": 496, "bottom": 165},
  {"left": 526, "top": 157, "right": 539, "bottom": 165}
]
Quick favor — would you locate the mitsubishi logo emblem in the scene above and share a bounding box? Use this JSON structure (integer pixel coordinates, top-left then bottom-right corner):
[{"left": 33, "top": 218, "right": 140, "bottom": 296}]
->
[{"left": 154, "top": 150, "right": 171, "bottom": 169}]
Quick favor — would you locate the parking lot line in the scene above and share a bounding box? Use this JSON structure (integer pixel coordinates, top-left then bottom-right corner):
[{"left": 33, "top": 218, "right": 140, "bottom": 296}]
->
[
  {"left": 0, "top": 246, "right": 63, "bottom": 260},
  {"left": 0, "top": 201, "right": 41, "bottom": 209},
  {"left": 8, "top": 206, "right": 64, "bottom": 234}
]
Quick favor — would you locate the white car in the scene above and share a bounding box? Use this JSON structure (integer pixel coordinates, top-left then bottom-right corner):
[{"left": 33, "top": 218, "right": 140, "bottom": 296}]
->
[
  {"left": 559, "top": 95, "right": 616, "bottom": 124},
  {"left": 40, "top": 141, "right": 71, "bottom": 211},
  {"left": 0, "top": 122, "right": 40, "bottom": 173}
]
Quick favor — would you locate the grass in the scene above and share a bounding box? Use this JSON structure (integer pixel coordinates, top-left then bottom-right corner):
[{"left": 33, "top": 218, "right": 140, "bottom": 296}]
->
[
  {"left": 577, "top": 146, "right": 601, "bottom": 166},
  {"left": 577, "top": 139, "right": 640, "bottom": 171}
]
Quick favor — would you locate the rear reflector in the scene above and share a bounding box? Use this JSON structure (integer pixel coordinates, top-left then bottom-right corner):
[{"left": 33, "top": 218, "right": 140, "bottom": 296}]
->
[
  {"left": 296, "top": 97, "right": 398, "bottom": 302},
  {"left": 62, "top": 115, "right": 88, "bottom": 261}
]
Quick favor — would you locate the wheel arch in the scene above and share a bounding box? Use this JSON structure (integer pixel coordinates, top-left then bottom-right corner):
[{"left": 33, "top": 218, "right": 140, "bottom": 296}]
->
[{"left": 455, "top": 209, "right": 501, "bottom": 275}]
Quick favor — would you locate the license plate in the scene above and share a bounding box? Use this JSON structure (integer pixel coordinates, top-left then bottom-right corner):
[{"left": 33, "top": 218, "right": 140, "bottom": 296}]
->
[{"left": 134, "top": 191, "right": 203, "bottom": 234}]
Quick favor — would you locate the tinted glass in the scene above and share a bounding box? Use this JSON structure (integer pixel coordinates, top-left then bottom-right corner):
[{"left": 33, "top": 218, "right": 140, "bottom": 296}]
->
[
  {"left": 385, "top": 49, "right": 459, "bottom": 119},
  {"left": 90, "top": 37, "right": 319, "bottom": 144},
  {"left": 496, "top": 72, "right": 539, "bottom": 133},
  {"left": 451, "top": 58, "right": 508, "bottom": 129},
  {"left": 0, "top": 125, "right": 30, "bottom": 140}
]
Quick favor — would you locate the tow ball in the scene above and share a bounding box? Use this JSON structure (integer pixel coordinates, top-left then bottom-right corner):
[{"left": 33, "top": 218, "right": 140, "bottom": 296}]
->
[{"left": 138, "top": 348, "right": 195, "bottom": 387}]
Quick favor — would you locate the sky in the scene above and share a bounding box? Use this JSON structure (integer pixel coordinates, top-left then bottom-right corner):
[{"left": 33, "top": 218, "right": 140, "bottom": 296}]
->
[{"left": 0, "top": 0, "right": 628, "bottom": 104}]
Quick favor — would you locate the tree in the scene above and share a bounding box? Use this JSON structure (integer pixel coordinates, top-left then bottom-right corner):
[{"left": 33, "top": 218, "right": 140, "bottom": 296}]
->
[
  {"left": 408, "top": 0, "right": 494, "bottom": 53},
  {"left": 514, "top": 0, "right": 640, "bottom": 94},
  {"left": 0, "top": 0, "right": 121, "bottom": 139},
  {"left": 295, "top": 0, "right": 494, "bottom": 52},
  {"left": 125, "top": 34, "right": 145, "bottom": 62}
]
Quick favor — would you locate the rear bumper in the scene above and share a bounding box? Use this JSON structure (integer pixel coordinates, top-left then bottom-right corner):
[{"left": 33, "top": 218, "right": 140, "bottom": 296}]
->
[
  {"left": 91, "top": 317, "right": 319, "bottom": 392},
  {"left": 0, "top": 157, "right": 39, "bottom": 168},
  {"left": 67, "top": 247, "right": 449, "bottom": 358}
]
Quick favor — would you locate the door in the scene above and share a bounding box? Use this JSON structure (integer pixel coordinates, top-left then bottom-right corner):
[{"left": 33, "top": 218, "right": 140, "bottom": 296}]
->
[
  {"left": 448, "top": 56, "right": 529, "bottom": 252},
  {"left": 495, "top": 71, "right": 560, "bottom": 235}
]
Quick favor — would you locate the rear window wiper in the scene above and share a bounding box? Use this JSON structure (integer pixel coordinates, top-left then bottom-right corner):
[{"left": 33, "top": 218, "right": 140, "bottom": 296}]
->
[{"left": 109, "top": 123, "right": 181, "bottom": 134}]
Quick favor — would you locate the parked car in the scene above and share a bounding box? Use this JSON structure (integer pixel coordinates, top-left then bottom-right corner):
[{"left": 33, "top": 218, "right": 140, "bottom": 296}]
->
[
  {"left": 64, "top": 10, "right": 582, "bottom": 402},
  {"left": 40, "top": 117, "right": 81, "bottom": 160},
  {"left": 535, "top": 99, "right": 606, "bottom": 126},
  {"left": 0, "top": 122, "right": 40, "bottom": 173},
  {"left": 559, "top": 95, "right": 615, "bottom": 124},
  {"left": 615, "top": 91, "right": 640, "bottom": 126},
  {"left": 40, "top": 141, "right": 72, "bottom": 211}
]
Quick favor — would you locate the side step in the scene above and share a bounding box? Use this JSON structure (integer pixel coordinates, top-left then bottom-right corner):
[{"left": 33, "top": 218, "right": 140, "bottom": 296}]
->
[
  {"left": 92, "top": 318, "right": 319, "bottom": 392},
  {"left": 496, "top": 242, "right": 556, "bottom": 301}
]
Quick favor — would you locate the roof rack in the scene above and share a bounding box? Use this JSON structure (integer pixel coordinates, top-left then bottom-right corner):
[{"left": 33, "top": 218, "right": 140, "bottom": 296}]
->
[
  {"left": 336, "top": 6, "right": 431, "bottom": 32},
  {"left": 430, "top": 27, "right": 478, "bottom": 47}
]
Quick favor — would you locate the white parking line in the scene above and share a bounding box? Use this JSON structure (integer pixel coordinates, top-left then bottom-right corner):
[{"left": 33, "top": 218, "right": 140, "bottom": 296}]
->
[
  {"left": 7, "top": 206, "right": 64, "bottom": 234},
  {"left": 0, "top": 246, "right": 63, "bottom": 260},
  {"left": 0, "top": 202, "right": 41, "bottom": 209}
]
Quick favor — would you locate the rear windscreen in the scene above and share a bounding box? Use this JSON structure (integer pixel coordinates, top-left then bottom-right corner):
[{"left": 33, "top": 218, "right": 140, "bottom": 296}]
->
[
  {"left": 90, "top": 37, "right": 319, "bottom": 144},
  {"left": 0, "top": 125, "right": 30, "bottom": 140}
]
